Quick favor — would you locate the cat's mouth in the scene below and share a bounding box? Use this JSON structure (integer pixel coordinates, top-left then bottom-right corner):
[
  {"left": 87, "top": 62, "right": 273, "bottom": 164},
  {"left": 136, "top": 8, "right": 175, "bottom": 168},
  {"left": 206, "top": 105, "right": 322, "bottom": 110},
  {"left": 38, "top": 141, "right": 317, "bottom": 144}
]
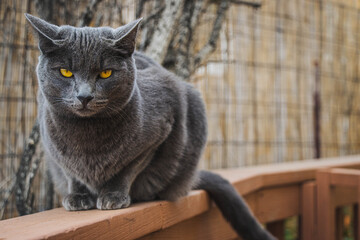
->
[
  {"left": 70, "top": 100, "right": 108, "bottom": 117},
  {"left": 74, "top": 107, "right": 97, "bottom": 117}
]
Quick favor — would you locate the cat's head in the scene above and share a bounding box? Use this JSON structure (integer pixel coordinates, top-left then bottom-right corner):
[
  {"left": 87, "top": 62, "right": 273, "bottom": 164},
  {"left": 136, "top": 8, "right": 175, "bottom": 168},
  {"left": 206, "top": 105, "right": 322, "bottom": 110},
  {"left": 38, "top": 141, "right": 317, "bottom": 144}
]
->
[{"left": 25, "top": 14, "right": 142, "bottom": 117}]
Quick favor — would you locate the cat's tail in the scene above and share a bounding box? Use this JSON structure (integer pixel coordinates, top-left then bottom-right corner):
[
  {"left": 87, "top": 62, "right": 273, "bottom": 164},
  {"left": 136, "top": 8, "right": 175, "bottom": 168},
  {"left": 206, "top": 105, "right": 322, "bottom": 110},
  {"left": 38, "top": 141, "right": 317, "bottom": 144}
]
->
[{"left": 193, "top": 170, "right": 276, "bottom": 240}]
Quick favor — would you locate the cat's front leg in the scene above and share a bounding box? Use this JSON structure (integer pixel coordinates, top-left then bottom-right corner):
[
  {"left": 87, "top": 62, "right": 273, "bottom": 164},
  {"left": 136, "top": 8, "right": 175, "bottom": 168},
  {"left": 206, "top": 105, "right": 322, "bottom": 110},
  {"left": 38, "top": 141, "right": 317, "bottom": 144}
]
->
[
  {"left": 96, "top": 171, "right": 136, "bottom": 210},
  {"left": 62, "top": 179, "right": 96, "bottom": 211},
  {"left": 96, "top": 185, "right": 131, "bottom": 210},
  {"left": 97, "top": 149, "right": 155, "bottom": 210}
]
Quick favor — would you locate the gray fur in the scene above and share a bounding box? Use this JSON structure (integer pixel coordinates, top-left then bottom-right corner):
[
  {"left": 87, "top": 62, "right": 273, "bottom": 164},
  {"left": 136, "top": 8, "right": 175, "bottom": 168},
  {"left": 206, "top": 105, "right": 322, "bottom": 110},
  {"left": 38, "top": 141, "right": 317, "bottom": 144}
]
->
[{"left": 25, "top": 14, "right": 275, "bottom": 240}]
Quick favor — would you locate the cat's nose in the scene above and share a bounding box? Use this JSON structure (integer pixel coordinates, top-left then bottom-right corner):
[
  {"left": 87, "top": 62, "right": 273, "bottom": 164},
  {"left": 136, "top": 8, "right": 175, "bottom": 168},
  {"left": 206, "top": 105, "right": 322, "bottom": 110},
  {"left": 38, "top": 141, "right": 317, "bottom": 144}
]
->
[{"left": 77, "top": 94, "right": 94, "bottom": 107}]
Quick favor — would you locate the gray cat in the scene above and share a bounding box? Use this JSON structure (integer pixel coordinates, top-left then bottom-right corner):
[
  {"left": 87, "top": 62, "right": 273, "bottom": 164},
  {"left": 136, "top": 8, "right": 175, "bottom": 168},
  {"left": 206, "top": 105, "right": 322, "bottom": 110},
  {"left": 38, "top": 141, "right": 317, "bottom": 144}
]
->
[{"left": 25, "top": 14, "right": 275, "bottom": 240}]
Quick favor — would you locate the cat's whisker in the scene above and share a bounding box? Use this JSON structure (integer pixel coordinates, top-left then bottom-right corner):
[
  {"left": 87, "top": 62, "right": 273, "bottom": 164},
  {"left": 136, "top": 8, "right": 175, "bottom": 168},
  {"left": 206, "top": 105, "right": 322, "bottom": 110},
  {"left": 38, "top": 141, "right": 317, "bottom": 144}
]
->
[
  {"left": 107, "top": 107, "right": 156, "bottom": 138},
  {"left": 50, "top": 97, "right": 74, "bottom": 105},
  {"left": 105, "top": 105, "right": 166, "bottom": 138},
  {"left": 105, "top": 105, "right": 128, "bottom": 122},
  {"left": 96, "top": 99, "right": 109, "bottom": 104}
]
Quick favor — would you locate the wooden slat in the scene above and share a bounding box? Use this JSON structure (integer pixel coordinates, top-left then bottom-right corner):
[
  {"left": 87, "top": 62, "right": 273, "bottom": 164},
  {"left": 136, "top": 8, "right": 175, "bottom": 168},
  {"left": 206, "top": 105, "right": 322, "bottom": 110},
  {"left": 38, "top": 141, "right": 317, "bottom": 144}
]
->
[
  {"left": 301, "top": 181, "right": 316, "bottom": 240},
  {"left": 139, "top": 207, "right": 238, "bottom": 240},
  {"left": 0, "top": 192, "right": 210, "bottom": 240},
  {"left": 249, "top": 185, "right": 300, "bottom": 223},
  {"left": 333, "top": 187, "right": 357, "bottom": 206},
  {"left": 267, "top": 220, "right": 284, "bottom": 240},
  {"left": 316, "top": 170, "right": 335, "bottom": 240},
  {"left": 1, "top": 156, "right": 360, "bottom": 240},
  {"left": 315, "top": 168, "right": 360, "bottom": 240},
  {"left": 330, "top": 168, "right": 360, "bottom": 187},
  {"left": 357, "top": 184, "right": 360, "bottom": 239},
  {"left": 301, "top": 183, "right": 358, "bottom": 240},
  {"left": 335, "top": 207, "right": 344, "bottom": 240},
  {"left": 354, "top": 204, "right": 359, "bottom": 240},
  {"left": 140, "top": 185, "right": 299, "bottom": 240}
]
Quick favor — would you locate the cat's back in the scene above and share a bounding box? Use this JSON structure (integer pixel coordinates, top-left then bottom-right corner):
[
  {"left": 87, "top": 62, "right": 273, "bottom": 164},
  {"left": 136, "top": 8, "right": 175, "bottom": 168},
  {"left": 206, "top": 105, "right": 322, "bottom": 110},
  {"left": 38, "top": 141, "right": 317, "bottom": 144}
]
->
[
  {"left": 134, "top": 52, "right": 189, "bottom": 111},
  {"left": 134, "top": 51, "right": 207, "bottom": 144},
  {"left": 134, "top": 51, "right": 200, "bottom": 101}
]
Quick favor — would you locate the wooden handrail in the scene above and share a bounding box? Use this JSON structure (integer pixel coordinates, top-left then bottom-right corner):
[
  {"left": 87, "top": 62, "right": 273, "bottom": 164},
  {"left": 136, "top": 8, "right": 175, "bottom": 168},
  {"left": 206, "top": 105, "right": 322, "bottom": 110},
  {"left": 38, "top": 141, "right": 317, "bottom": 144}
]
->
[{"left": 1, "top": 155, "right": 360, "bottom": 239}]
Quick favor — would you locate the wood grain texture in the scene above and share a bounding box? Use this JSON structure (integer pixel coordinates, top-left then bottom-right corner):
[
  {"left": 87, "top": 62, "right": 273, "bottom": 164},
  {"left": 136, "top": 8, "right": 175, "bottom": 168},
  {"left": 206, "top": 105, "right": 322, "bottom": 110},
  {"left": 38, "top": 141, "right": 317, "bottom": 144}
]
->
[
  {"left": 316, "top": 170, "right": 335, "bottom": 240},
  {"left": 1, "top": 156, "right": 360, "bottom": 240},
  {"left": 330, "top": 168, "right": 360, "bottom": 186},
  {"left": 267, "top": 220, "right": 285, "bottom": 240},
  {"left": 140, "top": 185, "right": 300, "bottom": 240},
  {"left": 301, "top": 181, "right": 316, "bottom": 240}
]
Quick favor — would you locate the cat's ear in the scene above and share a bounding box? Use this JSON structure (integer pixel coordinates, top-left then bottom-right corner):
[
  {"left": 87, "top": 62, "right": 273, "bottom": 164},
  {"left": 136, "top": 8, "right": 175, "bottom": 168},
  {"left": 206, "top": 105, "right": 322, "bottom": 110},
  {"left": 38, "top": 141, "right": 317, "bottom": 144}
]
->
[
  {"left": 25, "top": 14, "right": 66, "bottom": 54},
  {"left": 102, "top": 18, "right": 142, "bottom": 55}
]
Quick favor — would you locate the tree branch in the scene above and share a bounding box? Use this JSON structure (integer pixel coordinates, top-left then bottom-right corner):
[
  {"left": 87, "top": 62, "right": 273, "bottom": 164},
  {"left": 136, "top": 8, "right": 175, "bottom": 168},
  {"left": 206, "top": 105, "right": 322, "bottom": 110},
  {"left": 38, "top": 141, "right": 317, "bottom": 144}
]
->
[
  {"left": 230, "top": 0, "right": 261, "bottom": 8},
  {"left": 193, "top": 0, "right": 230, "bottom": 71},
  {"left": 78, "top": 0, "right": 104, "bottom": 27},
  {"left": 138, "top": 0, "right": 164, "bottom": 52},
  {"left": 171, "top": 0, "right": 206, "bottom": 79},
  {"left": 190, "top": 0, "right": 207, "bottom": 30},
  {"left": 142, "top": 5, "right": 165, "bottom": 25},
  {"left": 15, "top": 121, "right": 41, "bottom": 216},
  {"left": 136, "top": 0, "right": 148, "bottom": 18},
  {"left": 0, "top": 177, "right": 16, "bottom": 219},
  {"left": 144, "top": 0, "right": 185, "bottom": 63}
]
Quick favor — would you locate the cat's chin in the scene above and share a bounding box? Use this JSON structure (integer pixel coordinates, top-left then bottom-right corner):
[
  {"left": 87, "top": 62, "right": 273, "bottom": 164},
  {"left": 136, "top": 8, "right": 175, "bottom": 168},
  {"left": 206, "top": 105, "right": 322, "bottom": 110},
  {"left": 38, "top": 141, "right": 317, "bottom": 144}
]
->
[{"left": 73, "top": 108, "right": 97, "bottom": 117}]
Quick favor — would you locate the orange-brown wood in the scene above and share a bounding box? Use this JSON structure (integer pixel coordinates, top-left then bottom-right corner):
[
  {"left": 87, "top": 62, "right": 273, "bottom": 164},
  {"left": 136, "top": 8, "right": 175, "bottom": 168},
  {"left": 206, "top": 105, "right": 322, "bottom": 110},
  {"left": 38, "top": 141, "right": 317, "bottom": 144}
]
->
[
  {"left": 358, "top": 182, "right": 360, "bottom": 239},
  {"left": 329, "top": 168, "right": 360, "bottom": 187},
  {"left": 0, "top": 192, "right": 210, "bottom": 240},
  {"left": 301, "top": 183, "right": 358, "bottom": 240},
  {"left": 354, "top": 204, "right": 359, "bottom": 240},
  {"left": 301, "top": 181, "right": 316, "bottom": 240},
  {"left": 140, "top": 185, "right": 299, "bottom": 240},
  {"left": 266, "top": 220, "right": 284, "bottom": 240},
  {"left": 139, "top": 207, "right": 238, "bottom": 240},
  {"left": 335, "top": 207, "right": 344, "bottom": 240},
  {"left": 249, "top": 185, "right": 300, "bottom": 223},
  {"left": 316, "top": 167, "right": 360, "bottom": 240},
  {"left": 1, "top": 156, "right": 360, "bottom": 240},
  {"left": 316, "top": 170, "right": 335, "bottom": 240},
  {"left": 333, "top": 187, "right": 357, "bottom": 206}
]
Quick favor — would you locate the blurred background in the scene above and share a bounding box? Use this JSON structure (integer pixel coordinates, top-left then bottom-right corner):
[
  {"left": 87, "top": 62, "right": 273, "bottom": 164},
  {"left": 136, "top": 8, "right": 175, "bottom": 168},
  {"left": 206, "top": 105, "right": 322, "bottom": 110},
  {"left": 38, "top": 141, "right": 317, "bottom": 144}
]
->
[{"left": 0, "top": 0, "right": 360, "bottom": 235}]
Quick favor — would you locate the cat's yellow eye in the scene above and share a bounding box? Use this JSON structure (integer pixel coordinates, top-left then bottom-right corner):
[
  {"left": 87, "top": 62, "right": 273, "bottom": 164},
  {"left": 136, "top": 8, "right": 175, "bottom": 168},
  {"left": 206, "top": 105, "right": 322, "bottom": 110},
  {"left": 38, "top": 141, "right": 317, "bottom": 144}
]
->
[
  {"left": 99, "top": 69, "right": 112, "bottom": 79},
  {"left": 60, "top": 68, "right": 73, "bottom": 78}
]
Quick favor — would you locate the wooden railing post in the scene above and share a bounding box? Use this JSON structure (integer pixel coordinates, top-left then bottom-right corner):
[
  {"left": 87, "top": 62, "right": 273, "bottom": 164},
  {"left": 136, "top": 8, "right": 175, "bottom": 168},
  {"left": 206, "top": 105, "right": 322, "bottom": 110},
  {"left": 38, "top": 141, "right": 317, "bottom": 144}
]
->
[
  {"left": 316, "top": 168, "right": 360, "bottom": 240},
  {"left": 357, "top": 179, "right": 360, "bottom": 239},
  {"left": 301, "top": 181, "right": 316, "bottom": 240},
  {"left": 316, "top": 169, "right": 335, "bottom": 240}
]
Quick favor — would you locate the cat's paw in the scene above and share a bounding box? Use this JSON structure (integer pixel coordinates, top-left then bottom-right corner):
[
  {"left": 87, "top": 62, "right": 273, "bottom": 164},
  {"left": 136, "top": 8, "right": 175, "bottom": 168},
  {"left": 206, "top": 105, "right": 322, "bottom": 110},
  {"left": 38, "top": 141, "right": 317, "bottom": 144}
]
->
[
  {"left": 62, "top": 193, "right": 96, "bottom": 211},
  {"left": 96, "top": 191, "right": 131, "bottom": 210}
]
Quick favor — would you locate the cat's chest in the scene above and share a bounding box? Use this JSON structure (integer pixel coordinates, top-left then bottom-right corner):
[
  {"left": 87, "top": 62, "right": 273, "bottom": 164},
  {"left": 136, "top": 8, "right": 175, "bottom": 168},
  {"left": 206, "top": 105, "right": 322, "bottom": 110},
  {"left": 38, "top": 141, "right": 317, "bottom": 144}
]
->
[
  {"left": 45, "top": 117, "right": 142, "bottom": 159},
  {"left": 42, "top": 111, "right": 172, "bottom": 186}
]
